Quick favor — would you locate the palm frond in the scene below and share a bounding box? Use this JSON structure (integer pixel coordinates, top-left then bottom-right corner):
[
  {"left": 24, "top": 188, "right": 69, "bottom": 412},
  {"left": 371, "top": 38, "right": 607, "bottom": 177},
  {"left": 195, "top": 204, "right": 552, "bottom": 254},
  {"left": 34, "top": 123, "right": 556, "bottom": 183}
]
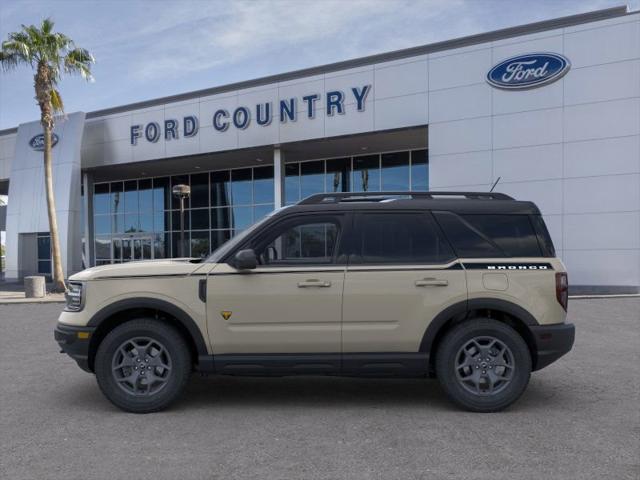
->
[
  {"left": 50, "top": 88, "right": 64, "bottom": 113},
  {"left": 64, "top": 47, "right": 94, "bottom": 81}
]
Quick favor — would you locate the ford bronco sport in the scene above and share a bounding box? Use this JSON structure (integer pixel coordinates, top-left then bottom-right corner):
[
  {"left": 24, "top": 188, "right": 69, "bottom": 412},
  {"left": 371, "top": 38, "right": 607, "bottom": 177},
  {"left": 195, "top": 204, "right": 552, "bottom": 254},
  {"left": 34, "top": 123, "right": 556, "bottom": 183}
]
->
[{"left": 55, "top": 191, "right": 575, "bottom": 413}]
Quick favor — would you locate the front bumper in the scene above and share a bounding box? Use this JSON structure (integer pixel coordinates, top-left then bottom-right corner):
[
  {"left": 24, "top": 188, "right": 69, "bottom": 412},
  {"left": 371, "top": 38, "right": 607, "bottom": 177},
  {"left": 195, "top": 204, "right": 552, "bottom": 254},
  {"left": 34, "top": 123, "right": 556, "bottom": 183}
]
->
[
  {"left": 54, "top": 323, "right": 95, "bottom": 373},
  {"left": 530, "top": 322, "right": 575, "bottom": 371}
]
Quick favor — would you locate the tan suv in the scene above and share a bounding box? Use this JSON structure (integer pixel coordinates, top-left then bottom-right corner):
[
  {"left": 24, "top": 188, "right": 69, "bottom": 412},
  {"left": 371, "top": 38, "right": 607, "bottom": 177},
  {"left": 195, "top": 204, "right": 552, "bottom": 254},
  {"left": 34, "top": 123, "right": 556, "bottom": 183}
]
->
[{"left": 55, "top": 191, "right": 575, "bottom": 413}]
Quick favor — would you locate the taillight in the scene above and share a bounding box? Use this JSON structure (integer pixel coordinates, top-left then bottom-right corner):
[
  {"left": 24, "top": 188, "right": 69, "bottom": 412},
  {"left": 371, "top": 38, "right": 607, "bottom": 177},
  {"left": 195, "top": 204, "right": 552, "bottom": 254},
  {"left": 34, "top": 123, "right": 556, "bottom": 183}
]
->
[{"left": 555, "top": 272, "right": 568, "bottom": 311}]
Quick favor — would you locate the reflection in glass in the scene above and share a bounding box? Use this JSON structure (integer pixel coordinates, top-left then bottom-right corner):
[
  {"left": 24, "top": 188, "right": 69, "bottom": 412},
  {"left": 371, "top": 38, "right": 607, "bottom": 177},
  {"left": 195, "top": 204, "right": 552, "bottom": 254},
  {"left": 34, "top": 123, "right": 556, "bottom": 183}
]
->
[
  {"left": 300, "top": 161, "right": 324, "bottom": 199},
  {"left": 154, "top": 212, "right": 168, "bottom": 232},
  {"left": 94, "top": 184, "right": 110, "bottom": 214},
  {"left": 139, "top": 212, "right": 153, "bottom": 232},
  {"left": 37, "top": 235, "right": 51, "bottom": 259},
  {"left": 352, "top": 155, "right": 380, "bottom": 192},
  {"left": 211, "top": 171, "right": 231, "bottom": 207},
  {"left": 253, "top": 166, "right": 274, "bottom": 204},
  {"left": 154, "top": 233, "right": 168, "bottom": 259},
  {"left": 211, "top": 230, "right": 232, "bottom": 251},
  {"left": 172, "top": 210, "right": 190, "bottom": 231},
  {"left": 381, "top": 152, "right": 410, "bottom": 191},
  {"left": 138, "top": 179, "right": 153, "bottom": 211},
  {"left": 94, "top": 215, "right": 111, "bottom": 235},
  {"left": 285, "top": 163, "right": 300, "bottom": 204},
  {"left": 254, "top": 204, "right": 274, "bottom": 222},
  {"left": 191, "top": 208, "right": 209, "bottom": 230},
  {"left": 190, "top": 231, "right": 210, "bottom": 258},
  {"left": 211, "top": 207, "right": 231, "bottom": 230},
  {"left": 232, "top": 205, "right": 252, "bottom": 230},
  {"left": 326, "top": 158, "right": 350, "bottom": 193},
  {"left": 124, "top": 180, "right": 138, "bottom": 213},
  {"left": 38, "top": 260, "right": 51, "bottom": 274},
  {"left": 411, "top": 149, "right": 429, "bottom": 191},
  {"left": 190, "top": 173, "right": 209, "bottom": 208},
  {"left": 153, "top": 177, "right": 170, "bottom": 211},
  {"left": 124, "top": 213, "right": 139, "bottom": 232},
  {"left": 95, "top": 236, "right": 111, "bottom": 259},
  {"left": 111, "top": 182, "right": 123, "bottom": 216},
  {"left": 171, "top": 175, "right": 190, "bottom": 209},
  {"left": 231, "top": 168, "right": 252, "bottom": 205}
]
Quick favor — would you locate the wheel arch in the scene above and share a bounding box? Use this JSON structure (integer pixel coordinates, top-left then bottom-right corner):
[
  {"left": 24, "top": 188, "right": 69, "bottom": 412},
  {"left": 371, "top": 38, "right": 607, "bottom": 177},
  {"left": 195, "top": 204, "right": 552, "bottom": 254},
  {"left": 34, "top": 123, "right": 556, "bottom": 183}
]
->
[
  {"left": 86, "top": 298, "right": 208, "bottom": 372},
  {"left": 421, "top": 298, "right": 539, "bottom": 373}
]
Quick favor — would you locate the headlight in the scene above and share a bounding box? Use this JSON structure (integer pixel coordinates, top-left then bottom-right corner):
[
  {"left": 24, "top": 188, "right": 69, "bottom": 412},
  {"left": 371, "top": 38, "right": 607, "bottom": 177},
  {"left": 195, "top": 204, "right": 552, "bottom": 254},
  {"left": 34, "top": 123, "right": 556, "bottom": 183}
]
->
[{"left": 64, "top": 282, "right": 85, "bottom": 312}]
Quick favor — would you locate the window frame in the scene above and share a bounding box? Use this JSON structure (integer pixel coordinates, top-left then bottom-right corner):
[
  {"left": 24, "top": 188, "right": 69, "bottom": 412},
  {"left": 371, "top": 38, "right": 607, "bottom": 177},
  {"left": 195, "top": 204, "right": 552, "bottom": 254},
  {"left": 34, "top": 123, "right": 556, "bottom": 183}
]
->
[{"left": 348, "top": 210, "right": 457, "bottom": 266}]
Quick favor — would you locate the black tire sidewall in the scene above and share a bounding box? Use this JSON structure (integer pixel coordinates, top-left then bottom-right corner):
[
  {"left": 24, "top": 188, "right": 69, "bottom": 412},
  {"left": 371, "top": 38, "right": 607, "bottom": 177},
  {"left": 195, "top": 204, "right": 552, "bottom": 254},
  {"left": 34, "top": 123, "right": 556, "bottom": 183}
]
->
[
  {"left": 436, "top": 319, "right": 531, "bottom": 412},
  {"left": 95, "top": 319, "right": 191, "bottom": 413}
]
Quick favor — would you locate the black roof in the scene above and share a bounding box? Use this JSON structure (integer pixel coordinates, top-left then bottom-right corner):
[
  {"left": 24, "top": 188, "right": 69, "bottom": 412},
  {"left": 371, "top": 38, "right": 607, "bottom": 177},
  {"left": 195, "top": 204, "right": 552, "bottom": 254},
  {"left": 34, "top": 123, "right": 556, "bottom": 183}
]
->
[{"left": 279, "top": 192, "right": 541, "bottom": 216}]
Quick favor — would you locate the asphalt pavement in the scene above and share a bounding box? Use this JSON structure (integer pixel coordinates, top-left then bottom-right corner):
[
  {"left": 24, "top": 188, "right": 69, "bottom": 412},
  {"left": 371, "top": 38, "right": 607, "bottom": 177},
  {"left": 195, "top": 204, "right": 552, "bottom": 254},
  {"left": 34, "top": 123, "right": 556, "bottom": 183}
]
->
[{"left": 0, "top": 298, "right": 638, "bottom": 480}]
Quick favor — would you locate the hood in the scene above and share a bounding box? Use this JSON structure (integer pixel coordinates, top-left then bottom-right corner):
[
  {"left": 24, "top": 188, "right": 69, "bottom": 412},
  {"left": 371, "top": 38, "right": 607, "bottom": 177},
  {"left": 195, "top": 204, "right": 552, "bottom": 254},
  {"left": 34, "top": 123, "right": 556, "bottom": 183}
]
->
[{"left": 69, "top": 258, "right": 207, "bottom": 281}]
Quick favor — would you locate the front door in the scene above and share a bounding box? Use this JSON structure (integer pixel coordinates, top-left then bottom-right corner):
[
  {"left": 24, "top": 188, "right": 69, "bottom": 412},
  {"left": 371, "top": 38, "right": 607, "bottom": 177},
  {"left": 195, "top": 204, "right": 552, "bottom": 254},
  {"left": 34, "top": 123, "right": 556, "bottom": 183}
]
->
[
  {"left": 342, "top": 212, "right": 467, "bottom": 353},
  {"left": 206, "top": 214, "right": 347, "bottom": 356}
]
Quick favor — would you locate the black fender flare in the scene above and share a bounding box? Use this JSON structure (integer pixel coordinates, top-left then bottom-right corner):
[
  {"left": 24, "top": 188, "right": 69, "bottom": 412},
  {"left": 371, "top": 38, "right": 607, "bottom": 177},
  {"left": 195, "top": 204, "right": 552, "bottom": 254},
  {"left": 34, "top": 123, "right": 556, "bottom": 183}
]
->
[
  {"left": 419, "top": 298, "right": 538, "bottom": 353},
  {"left": 87, "top": 297, "right": 209, "bottom": 356}
]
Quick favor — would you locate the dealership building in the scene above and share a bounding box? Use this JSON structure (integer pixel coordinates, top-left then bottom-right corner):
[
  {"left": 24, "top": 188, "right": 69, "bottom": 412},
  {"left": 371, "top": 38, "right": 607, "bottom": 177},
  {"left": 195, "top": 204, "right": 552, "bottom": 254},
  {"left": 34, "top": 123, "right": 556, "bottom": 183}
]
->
[{"left": 0, "top": 5, "right": 639, "bottom": 292}]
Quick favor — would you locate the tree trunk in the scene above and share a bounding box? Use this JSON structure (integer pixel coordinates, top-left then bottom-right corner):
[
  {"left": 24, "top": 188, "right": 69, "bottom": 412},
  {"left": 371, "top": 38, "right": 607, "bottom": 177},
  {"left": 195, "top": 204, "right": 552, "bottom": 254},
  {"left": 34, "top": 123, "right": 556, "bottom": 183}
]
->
[{"left": 43, "top": 122, "right": 66, "bottom": 292}]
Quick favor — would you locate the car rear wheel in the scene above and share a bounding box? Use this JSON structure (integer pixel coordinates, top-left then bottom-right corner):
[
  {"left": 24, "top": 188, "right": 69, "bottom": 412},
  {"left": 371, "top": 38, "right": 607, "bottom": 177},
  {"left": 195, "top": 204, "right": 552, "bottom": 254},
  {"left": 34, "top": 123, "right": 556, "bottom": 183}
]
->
[
  {"left": 95, "top": 319, "right": 191, "bottom": 413},
  {"left": 435, "top": 318, "right": 531, "bottom": 412}
]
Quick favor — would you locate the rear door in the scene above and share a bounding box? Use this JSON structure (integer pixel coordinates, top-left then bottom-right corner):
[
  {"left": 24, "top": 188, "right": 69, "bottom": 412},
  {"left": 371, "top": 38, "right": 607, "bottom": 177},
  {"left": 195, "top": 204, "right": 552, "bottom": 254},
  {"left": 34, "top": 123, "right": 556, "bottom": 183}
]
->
[{"left": 341, "top": 211, "right": 467, "bottom": 353}]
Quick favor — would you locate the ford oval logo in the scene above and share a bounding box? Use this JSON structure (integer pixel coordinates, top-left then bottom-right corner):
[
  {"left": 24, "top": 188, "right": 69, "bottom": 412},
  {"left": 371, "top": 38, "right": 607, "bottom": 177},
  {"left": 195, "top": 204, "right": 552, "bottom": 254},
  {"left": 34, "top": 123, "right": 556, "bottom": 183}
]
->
[
  {"left": 487, "top": 53, "right": 570, "bottom": 90},
  {"left": 29, "top": 133, "right": 59, "bottom": 151}
]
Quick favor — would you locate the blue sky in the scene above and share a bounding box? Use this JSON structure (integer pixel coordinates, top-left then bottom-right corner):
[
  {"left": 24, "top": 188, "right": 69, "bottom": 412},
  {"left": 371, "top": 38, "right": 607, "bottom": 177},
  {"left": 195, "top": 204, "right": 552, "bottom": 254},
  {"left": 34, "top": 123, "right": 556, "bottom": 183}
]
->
[{"left": 0, "top": 0, "right": 634, "bottom": 130}]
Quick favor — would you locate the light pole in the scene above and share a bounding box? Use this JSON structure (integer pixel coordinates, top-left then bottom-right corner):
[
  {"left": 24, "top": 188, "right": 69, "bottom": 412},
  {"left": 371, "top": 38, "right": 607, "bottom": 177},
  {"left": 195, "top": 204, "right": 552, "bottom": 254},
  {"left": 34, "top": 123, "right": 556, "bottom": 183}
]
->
[{"left": 172, "top": 184, "right": 191, "bottom": 258}]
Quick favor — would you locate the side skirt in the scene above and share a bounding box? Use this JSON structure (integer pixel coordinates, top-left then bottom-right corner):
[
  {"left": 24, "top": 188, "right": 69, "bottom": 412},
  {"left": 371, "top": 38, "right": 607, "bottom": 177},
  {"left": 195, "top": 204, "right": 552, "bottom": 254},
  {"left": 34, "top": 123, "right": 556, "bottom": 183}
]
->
[{"left": 197, "top": 352, "right": 429, "bottom": 377}]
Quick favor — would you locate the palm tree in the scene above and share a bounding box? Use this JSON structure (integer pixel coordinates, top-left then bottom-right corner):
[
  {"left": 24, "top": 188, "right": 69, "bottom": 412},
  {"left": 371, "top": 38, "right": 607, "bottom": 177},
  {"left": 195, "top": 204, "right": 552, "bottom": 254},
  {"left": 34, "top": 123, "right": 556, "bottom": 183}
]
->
[{"left": 0, "top": 18, "right": 94, "bottom": 292}]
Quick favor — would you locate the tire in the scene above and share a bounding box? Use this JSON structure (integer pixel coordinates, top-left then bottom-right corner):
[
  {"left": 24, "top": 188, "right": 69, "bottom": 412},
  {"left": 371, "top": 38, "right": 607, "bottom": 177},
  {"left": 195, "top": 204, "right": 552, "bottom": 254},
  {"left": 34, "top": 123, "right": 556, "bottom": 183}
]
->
[
  {"left": 95, "top": 319, "right": 191, "bottom": 413},
  {"left": 435, "top": 318, "right": 531, "bottom": 412}
]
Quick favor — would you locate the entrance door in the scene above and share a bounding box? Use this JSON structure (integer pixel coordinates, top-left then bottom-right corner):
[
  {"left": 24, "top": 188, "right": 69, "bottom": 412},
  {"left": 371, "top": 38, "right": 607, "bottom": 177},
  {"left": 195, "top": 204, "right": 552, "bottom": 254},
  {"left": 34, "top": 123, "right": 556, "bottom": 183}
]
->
[{"left": 114, "top": 236, "right": 154, "bottom": 262}]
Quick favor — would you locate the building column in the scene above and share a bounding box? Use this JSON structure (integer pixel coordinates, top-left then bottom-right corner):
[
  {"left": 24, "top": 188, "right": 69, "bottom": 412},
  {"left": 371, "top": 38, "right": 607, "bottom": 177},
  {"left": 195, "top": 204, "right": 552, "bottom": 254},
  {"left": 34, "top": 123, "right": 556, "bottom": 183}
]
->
[
  {"left": 273, "top": 147, "right": 285, "bottom": 209},
  {"left": 82, "top": 172, "right": 94, "bottom": 268}
]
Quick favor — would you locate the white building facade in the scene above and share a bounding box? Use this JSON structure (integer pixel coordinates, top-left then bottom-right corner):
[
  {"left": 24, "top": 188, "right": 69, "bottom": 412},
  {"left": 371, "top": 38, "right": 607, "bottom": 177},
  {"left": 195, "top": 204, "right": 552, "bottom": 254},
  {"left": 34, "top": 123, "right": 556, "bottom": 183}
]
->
[{"left": 0, "top": 6, "right": 638, "bottom": 293}]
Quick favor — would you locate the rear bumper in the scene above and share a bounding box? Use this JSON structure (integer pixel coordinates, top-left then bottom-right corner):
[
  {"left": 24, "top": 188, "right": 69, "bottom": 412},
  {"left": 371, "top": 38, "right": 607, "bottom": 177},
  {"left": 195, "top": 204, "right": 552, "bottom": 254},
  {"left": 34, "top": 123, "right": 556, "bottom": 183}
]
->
[
  {"left": 54, "top": 323, "right": 95, "bottom": 373},
  {"left": 530, "top": 322, "right": 575, "bottom": 371}
]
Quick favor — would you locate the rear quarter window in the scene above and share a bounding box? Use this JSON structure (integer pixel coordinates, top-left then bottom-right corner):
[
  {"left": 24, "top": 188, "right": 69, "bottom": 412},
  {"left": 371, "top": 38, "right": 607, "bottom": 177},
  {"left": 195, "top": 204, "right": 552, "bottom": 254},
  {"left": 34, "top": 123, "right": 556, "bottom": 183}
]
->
[{"left": 433, "top": 212, "right": 543, "bottom": 258}]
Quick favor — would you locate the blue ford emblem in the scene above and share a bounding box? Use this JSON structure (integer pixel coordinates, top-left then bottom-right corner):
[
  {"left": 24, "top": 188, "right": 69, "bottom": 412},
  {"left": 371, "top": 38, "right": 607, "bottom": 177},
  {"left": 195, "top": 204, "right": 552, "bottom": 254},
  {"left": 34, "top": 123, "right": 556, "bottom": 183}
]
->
[
  {"left": 29, "top": 133, "right": 59, "bottom": 151},
  {"left": 487, "top": 53, "right": 570, "bottom": 90}
]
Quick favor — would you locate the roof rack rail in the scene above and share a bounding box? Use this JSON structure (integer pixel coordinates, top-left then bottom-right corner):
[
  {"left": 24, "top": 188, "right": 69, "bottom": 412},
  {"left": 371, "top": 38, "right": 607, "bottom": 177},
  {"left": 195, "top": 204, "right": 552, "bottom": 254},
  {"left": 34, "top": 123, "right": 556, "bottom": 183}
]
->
[{"left": 298, "top": 191, "right": 513, "bottom": 205}]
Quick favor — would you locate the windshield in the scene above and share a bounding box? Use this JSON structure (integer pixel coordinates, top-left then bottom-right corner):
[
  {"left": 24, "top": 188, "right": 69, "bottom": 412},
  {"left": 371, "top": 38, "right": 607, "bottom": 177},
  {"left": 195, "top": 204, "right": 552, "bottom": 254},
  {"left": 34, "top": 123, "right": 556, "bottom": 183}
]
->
[{"left": 205, "top": 210, "right": 281, "bottom": 263}]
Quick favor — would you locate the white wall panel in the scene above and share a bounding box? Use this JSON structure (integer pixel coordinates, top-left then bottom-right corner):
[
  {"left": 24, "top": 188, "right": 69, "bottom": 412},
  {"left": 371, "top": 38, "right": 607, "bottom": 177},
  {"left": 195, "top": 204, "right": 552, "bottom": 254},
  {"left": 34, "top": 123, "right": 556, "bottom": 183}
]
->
[
  {"left": 325, "top": 102, "right": 374, "bottom": 138},
  {"left": 493, "top": 143, "right": 562, "bottom": 182},
  {"left": 564, "top": 135, "right": 640, "bottom": 178},
  {"left": 564, "top": 98, "right": 640, "bottom": 142},
  {"left": 498, "top": 179, "right": 563, "bottom": 215},
  {"left": 493, "top": 108, "right": 562, "bottom": 149},
  {"left": 429, "top": 150, "right": 492, "bottom": 187},
  {"left": 429, "top": 116, "right": 491, "bottom": 155},
  {"left": 374, "top": 60, "right": 427, "bottom": 100},
  {"left": 564, "top": 60, "right": 640, "bottom": 106},
  {"left": 428, "top": 83, "right": 491, "bottom": 123},
  {"left": 563, "top": 249, "right": 640, "bottom": 286},
  {"left": 428, "top": 48, "right": 491, "bottom": 90},
  {"left": 492, "top": 80, "right": 563, "bottom": 115},
  {"left": 564, "top": 20, "right": 640, "bottom": 68},
  {"left": 373, "top": 93, "right": 428, "bottom": 131},
  {"left": 564, "top": 212, "right": 640, "bottom": 250},
  {"left": 492, "top": 34, "right": 563, "bottom": 62},
  {"left": 542, "top": 214, "right": 563, "bottom": 251},
  {"left": 563, "top": 174, "right": 640, "bottom": 214}
]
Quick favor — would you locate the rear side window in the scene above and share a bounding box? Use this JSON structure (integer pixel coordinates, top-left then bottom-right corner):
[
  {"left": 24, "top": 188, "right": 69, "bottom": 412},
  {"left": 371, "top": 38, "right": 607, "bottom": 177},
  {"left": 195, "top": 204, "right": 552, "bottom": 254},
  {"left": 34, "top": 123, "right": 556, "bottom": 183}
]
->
[
  {"left": 434, "top": 212, "right": 543, "bottom": 258},
  {"left": 530, "top": 215, "right": 556, "bottom": 257},
  {"left": 351, "top": 213, "right": 455, "bottom": 264}
]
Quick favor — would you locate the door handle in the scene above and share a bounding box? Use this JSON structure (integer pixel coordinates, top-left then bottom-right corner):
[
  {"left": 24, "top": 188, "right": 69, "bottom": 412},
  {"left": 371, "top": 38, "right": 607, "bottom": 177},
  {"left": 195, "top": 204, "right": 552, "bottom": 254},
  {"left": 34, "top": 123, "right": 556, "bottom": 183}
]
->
[
  {"left": 297, "top": 279, "right": 332, "bottom": 288},
  {"left": 415, "top": 278, "right": 448, "bottom": 287}
]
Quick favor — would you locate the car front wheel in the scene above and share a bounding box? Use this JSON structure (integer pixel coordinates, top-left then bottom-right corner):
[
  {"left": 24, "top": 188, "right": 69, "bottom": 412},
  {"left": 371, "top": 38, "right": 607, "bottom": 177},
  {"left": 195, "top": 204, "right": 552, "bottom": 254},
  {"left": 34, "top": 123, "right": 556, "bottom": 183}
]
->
[
  {"left": 95, "top": 319, "right": 191, "bottom": 413},
  {"left": 435, "top": 318, "right": 531, "bottom": 412}
]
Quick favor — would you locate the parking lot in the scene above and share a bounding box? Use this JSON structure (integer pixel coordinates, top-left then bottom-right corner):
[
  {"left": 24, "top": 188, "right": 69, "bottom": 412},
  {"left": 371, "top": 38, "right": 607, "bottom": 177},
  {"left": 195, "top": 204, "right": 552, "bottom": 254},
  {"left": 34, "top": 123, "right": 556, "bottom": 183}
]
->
[{"left": 0, "top": 298, "right": 638, "bottom": 480}]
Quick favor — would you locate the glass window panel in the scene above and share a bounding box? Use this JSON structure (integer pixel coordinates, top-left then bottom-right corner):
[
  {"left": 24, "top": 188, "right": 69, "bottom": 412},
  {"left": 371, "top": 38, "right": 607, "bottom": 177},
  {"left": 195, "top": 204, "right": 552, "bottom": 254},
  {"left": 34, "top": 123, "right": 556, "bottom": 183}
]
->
[
  {"left": 153, "top": 233, "right": 169, "bottom": 259},
  {"left": 191, "top": 208, "right": 210, "bottom": 230},
  {"left": 211, "top": 207, "right": 231, "bottom": 230},
  {"left": 124, "top": 180, "right": 138, "bottom": 212},
  {"left": 352, "top": 155, "right": 380, "bottom": 192},
  {"left": 113, "top": 238, "right": 122, "bottom": 262},
  {"left": 326, "top": 158, "right": 350, "bottom": 193},
  {"left": 300, "top": 161, "right": 325, "bottom": 199},
  {"left": 232, "top": 206, "right": 253, "bottom": 230},
  {"left": 139, "top": 212, "right": 153, "bottom": 232},
  {"left": 112, "top": 214, "right": 124, "bottom": 234},
  {"left": 172, "top": 232, "right": 188, "bottom": 258},
  {"left": 171, "top": 175, "right": 190, "bottom": 209},
  {"left": 94, "top": 215, "right": 111, "bottom": 235},
  {"left": 254, "top": 204, "right": 274, "bottom": 222},
  {"left": 211, "top": 230, "right": 232, "bottom": 251},
  {"left": 153, "top": 177, "right": 170, "bottom": 211},
  {"left": 190, "top": 173, "right": 209, "bottom": 208},
  {"left": 381, "top": 151, "right": 410, "bottom": 191},
  {"left": 411, "top": 149, "right": 429, "bottom": 191},
  {"left": 95, "top": 260, "right": 111, "bottom": 266},
  {"left": 190, "top": 231, "right": 210, "bottom": 258},
  {"left": 285, "top": 163, "right": 300, "bottom": 204},
  {"left": 171, "top": 210, "right": 190, "bottom": 231},
  {"left": 95, "top": 236, "right": 111, "bottom": 259},
  {"left": 38, "top": 260, "right": 51, "bottom": 274},
  {"left": 153, "top": 212, "right": 168, "bottom": 232},
  {"left": 261, "top": 222, "right": 338, "bottom": 264},
  {"left": 121, "top": 238, "right": 132, "bottom": 261},
  {"left": 124, "top": 213, "right": 139, "bottom": 233},
  {"left": 211, "top": 171, "right": 231, "bottom": 207},
  {"left": 37, "top": 235, "right": 51, "bottom": 260},
  {"left": 94, "top": 183, "right": 110, "bottom": 214},
  {"left": 253, "top": 166, "right": 274, "bottom": 204},
  {"left": 138, "top": 179, "right": 153, "bottom": 211},
  {"left": 231, "top": 168, "right": 252, "bottom": 205},
  {"left": 111, "top": 182, "right": 123, "bottom": 215}
]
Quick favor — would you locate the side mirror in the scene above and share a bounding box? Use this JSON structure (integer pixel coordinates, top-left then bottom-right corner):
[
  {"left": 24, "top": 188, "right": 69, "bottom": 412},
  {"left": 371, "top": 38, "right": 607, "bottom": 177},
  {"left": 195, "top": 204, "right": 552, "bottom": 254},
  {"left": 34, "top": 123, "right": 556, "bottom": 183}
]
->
[{"left": 232, "top": 249, "right": 258, "bottom": 270}]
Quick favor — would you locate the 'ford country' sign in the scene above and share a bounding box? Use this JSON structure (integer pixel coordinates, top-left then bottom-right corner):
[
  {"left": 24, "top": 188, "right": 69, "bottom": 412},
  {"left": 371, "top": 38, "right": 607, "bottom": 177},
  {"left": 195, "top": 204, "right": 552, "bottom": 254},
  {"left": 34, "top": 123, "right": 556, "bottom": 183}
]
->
[
  {"left": 487, "top": 53, "right": 570, "bottom": 90},
  {"left": 29, "top": 133, "right": 59, "bottom": 151}
]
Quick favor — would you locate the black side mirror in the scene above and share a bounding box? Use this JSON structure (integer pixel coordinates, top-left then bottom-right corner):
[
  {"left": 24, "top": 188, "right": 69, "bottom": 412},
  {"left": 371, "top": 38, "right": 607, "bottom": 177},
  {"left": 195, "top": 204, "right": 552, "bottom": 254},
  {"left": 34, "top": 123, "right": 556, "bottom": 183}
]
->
[{"left": 232, "top": 249, "right": 257, "bottom": 270}]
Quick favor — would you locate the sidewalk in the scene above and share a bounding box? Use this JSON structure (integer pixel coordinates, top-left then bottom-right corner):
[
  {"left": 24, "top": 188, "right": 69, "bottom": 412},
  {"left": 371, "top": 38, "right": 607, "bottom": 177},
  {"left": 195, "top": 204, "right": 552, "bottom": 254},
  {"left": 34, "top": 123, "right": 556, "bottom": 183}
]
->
[{"left": 0, "top": 282, "right": 65, "bottom": 304}]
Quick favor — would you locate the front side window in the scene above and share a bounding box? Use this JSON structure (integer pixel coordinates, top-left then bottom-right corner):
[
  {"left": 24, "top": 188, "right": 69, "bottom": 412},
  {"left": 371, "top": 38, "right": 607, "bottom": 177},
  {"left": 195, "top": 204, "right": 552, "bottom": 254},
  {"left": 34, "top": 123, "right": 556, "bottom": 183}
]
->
[
  {"left": 352, "top": 213, "right": 455, "bottom": 264},
  {"left": 255, "top": 217, "right": 340, "bottom": 266}
]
